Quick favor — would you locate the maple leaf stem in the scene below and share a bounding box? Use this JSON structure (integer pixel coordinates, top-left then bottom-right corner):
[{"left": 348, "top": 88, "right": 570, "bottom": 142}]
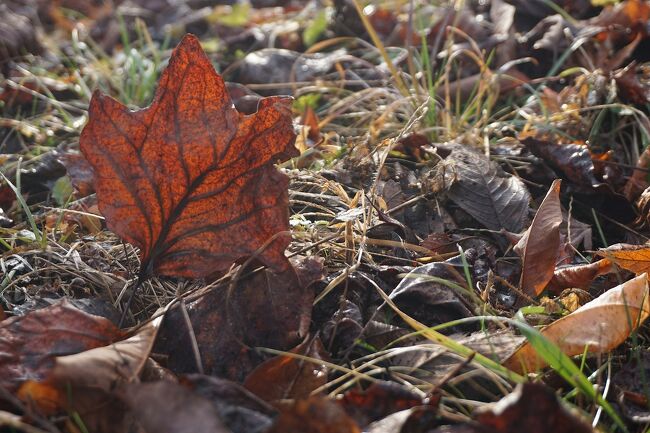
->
[{"left": 118, "top": 269, "right": 150, "bottom": 328}]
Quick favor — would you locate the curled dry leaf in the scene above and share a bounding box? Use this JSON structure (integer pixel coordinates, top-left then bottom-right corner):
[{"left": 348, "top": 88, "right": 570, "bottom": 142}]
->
[
  {"left": 0, "top": 300, "right": 124, "bottom": 395},
  {"left": 79, "top": 34, "right": 298, "bottom": 278},
  {"left": 515, "top": 179, "right": 563, "bottom": 299},
  {"left": 17, "top": 315, "right": 163, "bottom": 428},
  {"left": 504, "top": 274, "right": 650, "bottom": 373},
  {"left": 597, "top": 243, "right": 650, "bottom": 275},
  {"left": 545, "top": 258, "right": 613, "bottom": 295}
]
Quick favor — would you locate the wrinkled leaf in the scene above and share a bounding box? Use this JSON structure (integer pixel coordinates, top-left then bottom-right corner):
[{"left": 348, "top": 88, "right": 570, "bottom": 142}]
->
[
  {"left": 79, "top": 34, "right": 298, "bottom": 278},
  {"left": 17, "top": 316, "right": 162, "bottom": 429},
  {"left": 505, "top": 274, "right": 650, "bottom": 373},
  {"left": 515, "top": 179, "right": 563, "bottom": 299},
  {"left": 244, "top": 337, "right": 328, "bottom": 402},
  {"left": 446, "top": 146, "right": 531, "bottom": 232}
]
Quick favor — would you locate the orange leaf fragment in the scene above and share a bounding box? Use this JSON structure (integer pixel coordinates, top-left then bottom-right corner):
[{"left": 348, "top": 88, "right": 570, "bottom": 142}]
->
[{"left": 79, "top": 34, "right": 298, "bottom": 278}]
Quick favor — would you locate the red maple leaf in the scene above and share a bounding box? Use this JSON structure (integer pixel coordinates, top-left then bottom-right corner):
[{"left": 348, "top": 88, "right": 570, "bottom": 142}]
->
[{"left": 79, "top": 34, "right": 298, "bottom": 278}]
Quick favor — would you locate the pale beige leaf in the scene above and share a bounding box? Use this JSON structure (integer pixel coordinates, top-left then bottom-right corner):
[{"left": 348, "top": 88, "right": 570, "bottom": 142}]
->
[{"left": 505, "top": 274, "right": 650, "bottom": 373}]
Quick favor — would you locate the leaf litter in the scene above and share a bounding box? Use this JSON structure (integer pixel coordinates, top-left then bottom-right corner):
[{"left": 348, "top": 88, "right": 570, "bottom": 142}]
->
[{"left": 3, "top": 0, "right": 650, "bottom": 432}]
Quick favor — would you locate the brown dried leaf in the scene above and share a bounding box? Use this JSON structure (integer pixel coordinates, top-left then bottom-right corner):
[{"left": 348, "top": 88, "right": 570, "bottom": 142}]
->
[
  {"left": 516, "top": 179, "right": 563, "bottom": 299},
  {"left": 475, "top": 383, "right": 593, "bottom": 433},
  {"left": 0, "top": 300, "right": 123, "bottom": 395},
  {"left": 598, "top": 243, "right": 650, "bottom": 274},
  {"left": 545, "top": 259, "right": 613, "bottom": 295},
  {"left": 79, "top": 34, "right": 298, "bottom": 278},
  {"left": 156, "top": 256, "right": 324, "bottom": 381},
  {"left": 268, "top": 396, "right": 361, "bottom": 433},
  {"left": 244, "top": 337, "right": 328, "bottom": 402}
]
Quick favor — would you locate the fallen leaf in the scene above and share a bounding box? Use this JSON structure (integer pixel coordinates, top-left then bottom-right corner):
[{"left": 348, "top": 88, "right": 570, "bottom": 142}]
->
[
  {"left": 268, "top": 396, "right": 361, "bottom": 433},
  {"left": 79, "top": 34, "right": 298, "bottom": 278},
  {"left": 17, "top": 316, "right": 162, "bottom": 430},
  {"left": 339, "top": 381, "right": 431, "bottom": 427},
  {"left": 504, "top": 274, "right": 650, "bottom": 373},
  {"left": 445, "top": 145, "right": 531, "bottom": 233},
  {"left": 244, "top": 337, "right": 328, "bottom": 402},
  {"left": 121, "top": 380, "right": 230, "bottom": 433},
  {"left": 182, "top": 374, "right": 277, "bottom": 433},
  {"left": 155, "top": 256, "right": 324, "bottom": 381},
  {"left": 545, "top": 259, "right": 613, "bottom": 294},
  {"left": 390, "top": 261, "right": 474, "bottom": 327},
  {"left": 475, "top": 383, "right": 593, "bottom": 433},
  {"left": 597, "top": 243, "right": 650, "bottom": 274},
  {"left": 0, "top": 300, "right": 124, "bottom": 395},
  {"left": 515, "top": 180, "right": 563, "bottom": 299},
  {"left": 521, "top": 137, "right": 604, "bottom": 190}
]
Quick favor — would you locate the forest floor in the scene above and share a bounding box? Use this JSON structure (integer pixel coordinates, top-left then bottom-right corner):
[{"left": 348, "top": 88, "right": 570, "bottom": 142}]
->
[{"left": 3, "top": 1, "right": 650, "bottom": 432}]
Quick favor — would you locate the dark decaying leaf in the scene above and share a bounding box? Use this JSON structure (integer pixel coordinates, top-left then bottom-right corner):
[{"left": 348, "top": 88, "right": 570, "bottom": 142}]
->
[
  {"left": 474, "top": 383, "right": 593, "bottom": 433},
  {"left": 17, "top": 317, "right": 162, "bottom": 431},
  {"left": 0, "top": 300, "right": 124, "bottom": 395},
  {"left": 155, "top": 256, "right": 324, "bottom": 381},
  {"left": 121, "top": 381, "right": 231, "bottom": 433},
  {"left": 613, "top": 351, "right": 650, "bottom": 423},
  {"left": 267, "top": 396, "right": 361, "bottom": 433},
  {"left": 60, "top": 152, "right": 96, "bottom": 198},
  {"left": 244, "top": 336, "right": 328, "bottom": 402},
  {"left": 339, "top": 381, "right": 433, "bottom": 427},
  {"left": 390, "top": 261, "right": 474, "bottom": 327},
  {"left": 615, "top": 64, "right": 650, "bottom": 105},
  {"left": 182, "top": 374, "right": 277, "bottom": 433},
  {"left": 445, "top": 146, "right": 531, "bottom": 232},
  {"left": 79, "top": 34, "right": 298, "bottom": 278},
  {"left": 521, "top": 136, "right": 604, "bottom": 190},
  {"left": 515, "top": 179, "right": 563, "bottom": 299}
]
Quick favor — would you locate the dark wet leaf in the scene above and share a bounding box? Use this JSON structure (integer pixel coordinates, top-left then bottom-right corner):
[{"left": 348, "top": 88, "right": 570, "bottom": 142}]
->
[
  {"left": 182, "top": 374, "right": 277, "bottom": 433},
  {"left": 0, "top": 299, "right": 123, "bottom": 395},
  {"left": 156, "top": 256, "right": 324, "bottom": 381},
  {"left": 521, "top": 137, "right": 604, "bottom": 190},
  {"left": 60, "top": 152, "right": 96, "bottom": 198},
  {"left": 244, "top": 337, "right": 328, "bottom": 402},
  {"left": 445, "top": 146, "right": 531, "bottom": 232},
  {"left": 340, "top": 381, "right": 433, "bottom": 427},
  {"left": 122, "top": 380, "right": 231, "bottom": 433},
  {"left": 268, "top": 396, "right": 361, "bottom": 433},
  {"left": 475, "top": 383, "right": 593, "bottom": 433},
  {"left": 390, "top": 261, "right": 474, "bottom": 328}
]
